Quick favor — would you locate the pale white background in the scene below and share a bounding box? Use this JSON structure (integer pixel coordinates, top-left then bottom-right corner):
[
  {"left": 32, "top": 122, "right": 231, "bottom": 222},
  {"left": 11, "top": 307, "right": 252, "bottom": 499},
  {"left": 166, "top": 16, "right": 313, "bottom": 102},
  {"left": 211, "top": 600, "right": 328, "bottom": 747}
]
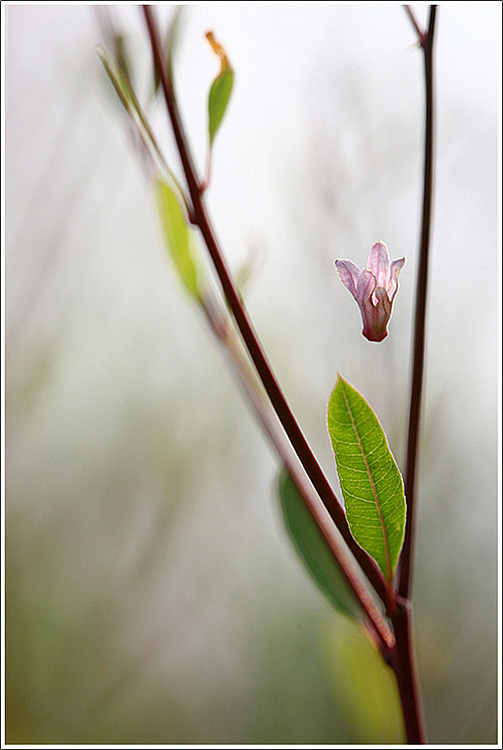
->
[{"left": 5, "top": 2, "right": 500, "bottom": 744}]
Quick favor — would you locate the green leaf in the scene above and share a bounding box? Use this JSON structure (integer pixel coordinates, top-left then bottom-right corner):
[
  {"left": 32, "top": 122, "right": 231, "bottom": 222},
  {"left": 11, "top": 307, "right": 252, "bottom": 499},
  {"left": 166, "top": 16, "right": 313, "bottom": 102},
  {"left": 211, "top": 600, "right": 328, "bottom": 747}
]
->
[
  {"left": 327, "top": 375, "right": 406, "bottom": 581},
  {"left": 206, "top": 31, "right": 234, "bottom": 147},
  {"left": 324, "top": 617, "right": 404, "bottom": 743},
  {"left": 277, "top": 469, "right": 361, "bottom": 619},
  {"left": 208, "top": 67, "right": 234, "bottom": 146},
  {"left": 155, "top": 179, "right": 201, "bottom": 300}
]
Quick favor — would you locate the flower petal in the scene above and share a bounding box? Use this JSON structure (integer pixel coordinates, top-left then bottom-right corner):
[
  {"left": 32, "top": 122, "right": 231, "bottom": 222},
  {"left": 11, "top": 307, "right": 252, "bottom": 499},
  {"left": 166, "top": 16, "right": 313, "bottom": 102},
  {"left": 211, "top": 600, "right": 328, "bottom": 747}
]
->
[
  {"left": 387, "top": 257, "right": 405, "bottom": 301},
  {"left": 367, "top": 241, "right": 390, "bottom": 290},
  {"left": 335, "top": 259, "right": 362, "bottom": 299},
  {"left": 356, "top": 269, "right": 376, "bottom": 304},
  {"left": 361, "top": 287, "right": 392, "bottom": 342}
]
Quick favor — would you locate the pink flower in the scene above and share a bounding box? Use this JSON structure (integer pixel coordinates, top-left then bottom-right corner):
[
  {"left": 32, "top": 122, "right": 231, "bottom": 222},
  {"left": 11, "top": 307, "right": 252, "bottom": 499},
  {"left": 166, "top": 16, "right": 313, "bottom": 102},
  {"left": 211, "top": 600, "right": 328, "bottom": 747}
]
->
[{"left": 335, "top": 241, "right": 405, "bottom": 342}]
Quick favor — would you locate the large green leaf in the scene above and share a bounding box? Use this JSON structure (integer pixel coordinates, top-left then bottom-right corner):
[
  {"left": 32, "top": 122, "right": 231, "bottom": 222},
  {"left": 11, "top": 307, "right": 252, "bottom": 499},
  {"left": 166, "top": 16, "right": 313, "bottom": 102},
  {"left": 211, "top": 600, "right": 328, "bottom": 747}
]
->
[
  {"left": 327, "top": 375, "right": 406, "bottom": 581},
  {"left": 155, "top": 179, "right": 200, "bottom": 300},
  {"left": 277, "top": 469, "right": 360, "bottom": 619}
]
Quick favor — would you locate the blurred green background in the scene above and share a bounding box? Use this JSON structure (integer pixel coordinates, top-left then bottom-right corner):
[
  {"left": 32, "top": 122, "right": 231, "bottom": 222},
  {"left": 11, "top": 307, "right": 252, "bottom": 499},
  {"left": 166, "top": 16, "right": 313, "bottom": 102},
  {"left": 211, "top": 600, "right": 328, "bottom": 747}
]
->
[{"left": 5, "top": 3, "right": 499, "bottom": 745}]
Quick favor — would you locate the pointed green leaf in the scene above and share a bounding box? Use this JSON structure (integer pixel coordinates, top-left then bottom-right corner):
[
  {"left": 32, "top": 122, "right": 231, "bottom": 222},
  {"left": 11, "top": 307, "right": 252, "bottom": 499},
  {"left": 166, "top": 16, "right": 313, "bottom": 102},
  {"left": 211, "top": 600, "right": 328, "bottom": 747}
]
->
[
  {"left": 206, "top": 32, "right": 234, "bottom": 147},
  {"left": 155, "top": 179, "right": 201, "bottom": 300},
  {"left": 277, "top": 469, "right": 361, "bottom": 619},
  {"left": 208, "top": 67, "right": 234, "bottom": 146},
  {"left": 327, "top": 375, "right": 406, "bottom": 581}
]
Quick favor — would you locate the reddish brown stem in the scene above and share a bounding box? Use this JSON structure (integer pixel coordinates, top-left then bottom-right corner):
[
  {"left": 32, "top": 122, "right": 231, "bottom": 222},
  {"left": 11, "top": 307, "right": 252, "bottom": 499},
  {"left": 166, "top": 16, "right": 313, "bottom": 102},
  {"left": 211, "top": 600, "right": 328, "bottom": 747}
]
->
[
  {"left": 399, "top": 5, "right": 437, "bottom": 602},
  {"left": 390, "top": 600, "right": 426, "bottom": 743},
  {"left": 404, "top": 5, "right": 427, "bottom": 45},
  {"left": 387, "top": 6, "right": 438, "bottom": 744}
]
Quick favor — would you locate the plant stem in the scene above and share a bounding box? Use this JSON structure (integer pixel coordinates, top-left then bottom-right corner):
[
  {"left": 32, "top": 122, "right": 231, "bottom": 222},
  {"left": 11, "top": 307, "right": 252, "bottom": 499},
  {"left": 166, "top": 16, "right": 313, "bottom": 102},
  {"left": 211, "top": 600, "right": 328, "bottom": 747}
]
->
[
  {"left": 404, "top": 5, "right": 426, "bottom": 45},
  {"left": 390, "top": 600, "right": 426, "bottom": 743},
  {"left": 387, "top": 6, "right": 438, "bottom": 743},
  {"left": 399, "top": 5, "right": 437, "bottom": 601},
  {"left": 141, "top": 4, "right": 388, "bottom": 606}
]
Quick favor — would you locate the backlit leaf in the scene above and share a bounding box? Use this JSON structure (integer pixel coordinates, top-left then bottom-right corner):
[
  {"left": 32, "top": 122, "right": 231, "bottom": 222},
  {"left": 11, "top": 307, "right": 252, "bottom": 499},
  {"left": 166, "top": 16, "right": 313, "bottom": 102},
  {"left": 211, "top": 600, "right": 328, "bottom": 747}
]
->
[
  {"left": 327, "top": 375, "right": 406, "bottom": 580},
  {"left": 206, "top": 31, "right": 234, "bottom": 146},
  {"left": 155, "top": 179, "right": 201, "bottom": 300}
]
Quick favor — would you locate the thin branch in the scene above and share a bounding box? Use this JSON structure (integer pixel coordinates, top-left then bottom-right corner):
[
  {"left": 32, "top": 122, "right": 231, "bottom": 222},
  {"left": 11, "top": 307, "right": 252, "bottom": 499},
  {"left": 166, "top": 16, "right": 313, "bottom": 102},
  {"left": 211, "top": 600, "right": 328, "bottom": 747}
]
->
[
  {"left": 404, "top": 5, "right": 426, "bottom": 45},
  {"left": 386, "top": 6, "right": 438, "bottom": 744},
  {"left": 398, "top": 4, "right": 437, "bottom": 601},
  {"left": 390, "top": 600, "right": 426, "bottom": 743},
  {"left": 141, "top": 4, "right": 389, "bottom": 606}
]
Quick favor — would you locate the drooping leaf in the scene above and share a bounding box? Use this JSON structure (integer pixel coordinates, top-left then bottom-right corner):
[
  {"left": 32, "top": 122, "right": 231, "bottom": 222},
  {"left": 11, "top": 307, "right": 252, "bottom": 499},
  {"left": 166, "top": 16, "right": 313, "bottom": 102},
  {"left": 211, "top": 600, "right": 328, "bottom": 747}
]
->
[
  {"left": 277, "top": 469, "right": 361, "bottom": 619},
  {"left": 155, "top": 178, "right": 201, "bottom": 300},
  {"left": 327, "top": 375, "right": 406, "bottom": 581},
  {"left": 206, "top": 31, "right": 234, "bottom": 146}
]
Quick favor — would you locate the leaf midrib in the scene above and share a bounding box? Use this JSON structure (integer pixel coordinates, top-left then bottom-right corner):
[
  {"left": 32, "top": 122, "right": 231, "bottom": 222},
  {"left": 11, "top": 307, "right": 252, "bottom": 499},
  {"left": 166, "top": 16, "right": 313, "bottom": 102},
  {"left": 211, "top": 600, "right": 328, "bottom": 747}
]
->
[{"left": 341, "top": 384, "right": 392, "bottom": 581}]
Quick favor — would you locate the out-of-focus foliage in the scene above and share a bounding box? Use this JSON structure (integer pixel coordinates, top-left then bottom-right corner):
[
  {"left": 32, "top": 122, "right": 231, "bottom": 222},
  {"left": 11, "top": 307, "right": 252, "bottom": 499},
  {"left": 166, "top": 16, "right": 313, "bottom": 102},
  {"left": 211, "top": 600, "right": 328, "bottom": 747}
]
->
[
  {"left": 277, "top": 469, "right": 361, "bottom": 619},
  {"left": 324, "top": 616, "right": 405, "bottom": 743},
  {"left": 155, "top": 178, "right": 202, "bottom": 300}
]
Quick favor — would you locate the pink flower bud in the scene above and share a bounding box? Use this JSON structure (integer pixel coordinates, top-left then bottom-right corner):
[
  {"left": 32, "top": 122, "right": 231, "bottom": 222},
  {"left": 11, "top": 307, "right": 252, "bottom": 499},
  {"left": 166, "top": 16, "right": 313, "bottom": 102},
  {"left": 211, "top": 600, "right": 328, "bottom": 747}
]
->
[{"left": 335, "top": 241, "right": 405, "bottom": 342}]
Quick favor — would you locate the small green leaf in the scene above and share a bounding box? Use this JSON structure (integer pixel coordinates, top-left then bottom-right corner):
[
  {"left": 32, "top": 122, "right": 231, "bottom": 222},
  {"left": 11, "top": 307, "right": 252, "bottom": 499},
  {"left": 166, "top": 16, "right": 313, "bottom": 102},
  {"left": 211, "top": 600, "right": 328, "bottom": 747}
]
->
[
  {"left": 206, "top": 31, "right": 234, "bottom": 146},
  {"left": 327, "top": 375, "right": 406, "bottom": 581},
  {"left": 277, "top": 469, "right": 361, "bottom": 619},
  {"left": 155, "top": 179, "right": 201, "bottom": 300},
  {"left": 208, "top": 68, "right": 234, "bottom": 145}
]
